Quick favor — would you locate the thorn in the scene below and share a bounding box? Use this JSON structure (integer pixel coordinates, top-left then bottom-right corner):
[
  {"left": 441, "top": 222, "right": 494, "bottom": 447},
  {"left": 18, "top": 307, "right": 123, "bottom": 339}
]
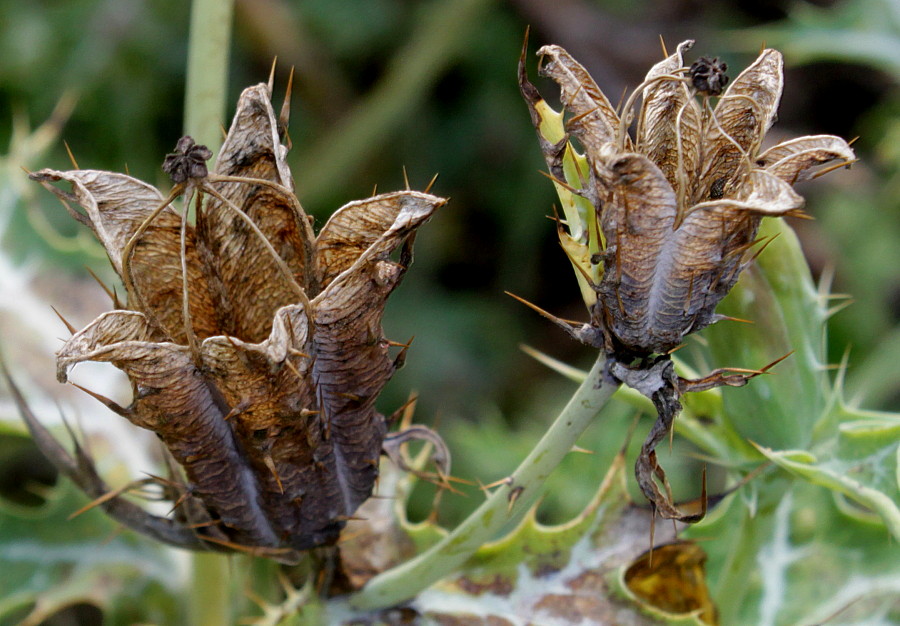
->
[
  {"left": 717, "top": 315, "right": 754, "bottom": 325},
  {"left": 386, "top": 337, "right": 414, "bottom": 349},
  {"left": 848, "top": 136, "right": 859, "bottom": 146},
  {"left": 64, "top": 141, "right": 80, "bottom": 169},
  {"left": 372, "top": 183, "right": 378, "bottom": 196},
  {"left": 759, "top": 351, "right": 793, "bottom": 373},
  {"left": 826, "top": 299, "right": 854, "bottom": 319},
  {"left": 748, "top": 233, "right": 781, "bottom": 264},
  {"left": 84, "top": 266, "right": 117, "bottom": 306},
  {"left": 267, "top": 57, "right": 278, "bottom": 95},
  {"left": 424, "top": 172, "right": 440, "bottom": 194},
  {"left": 504, "top": 291, "right": 581, "bottom": 326},
  {"left": 335, "top": 514, "right": 367, "bottom": 522},
  {"left": 659, "top": 34, "right": 668, "bottom": 58},
  {"left": 264, "top": 454, "right": 284, "bottom": 494},
  {"left": 279, "top": 66, "right": 294, "bottom": 132},
  {"left": 507, "top": 485, "right": 524, "bottom": 513},
  {"left": 570, "top": 445, "right": 594, "bottom": 455},
  {"left": 284, "top": 359, "right": 304, "bottom": 382},
  {"left": 51, "top": 306, "right": 77, "bottom": 335},
  {"left": 196, "top": 534, "right": 294, "bottom": 558},
  {"left": 67, "top": 477, "right": 155, "bottom": 520},
  {"left": 481, "top": 476, "right": 514, "bottom": 493},
  {"left": 166, "top": 489, "right": 193, "bottom": 516},
  {"left": 386, "top": 394, "right": 418, "bottom": 425},
  {"left": 68, "top": 381, "right": 131, "bottom": 417},
  {"left": 665, "top": 343, "right": 687, "bottom": 355},
  {"left": 402, "top": 166, "right": 410, "bottom": 191},
  {"left": 537, "top": 168, "right": 581, "bottom": 195},
  {"left": 124, "top": 163, "right": 130, "bottom": 177},
  {"left": 288, "top": 348, "right": 310, "bottom": 359},
  {"left": 299, "top": 408, "right": 319, "bottom": 418}
]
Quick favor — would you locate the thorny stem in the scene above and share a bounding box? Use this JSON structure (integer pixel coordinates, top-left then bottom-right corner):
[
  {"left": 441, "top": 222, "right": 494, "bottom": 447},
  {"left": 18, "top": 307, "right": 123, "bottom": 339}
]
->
[{"left": 349, "top": 353, "right": 619, "bottom": 610}]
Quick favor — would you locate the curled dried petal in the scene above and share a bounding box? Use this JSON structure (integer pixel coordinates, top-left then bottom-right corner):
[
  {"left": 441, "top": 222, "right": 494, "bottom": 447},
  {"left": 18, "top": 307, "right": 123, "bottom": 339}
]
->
[
  {"left": 29, "top": 169, "right": 219, "bottom": 341},
  {"left": 756, "top": 134, "right": 856, "bottom": 183},
  {"left": 696, "top": 49, "right": 784, "bottom": 203},
  {"left": 637, "top": 40, "right": 702, "bottom": 214},
  {"left": 537, "top": 44, "right": 627, "bottom": 158},
  {"left": 201, "top": 84, "right": 315, "bottom": 342}
]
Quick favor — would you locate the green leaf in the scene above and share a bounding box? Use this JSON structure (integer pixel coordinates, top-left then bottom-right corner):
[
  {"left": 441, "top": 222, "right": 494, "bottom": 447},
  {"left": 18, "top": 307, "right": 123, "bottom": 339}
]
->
[{"left": 0, "top": 478, "right": 180, "bottom": 625}]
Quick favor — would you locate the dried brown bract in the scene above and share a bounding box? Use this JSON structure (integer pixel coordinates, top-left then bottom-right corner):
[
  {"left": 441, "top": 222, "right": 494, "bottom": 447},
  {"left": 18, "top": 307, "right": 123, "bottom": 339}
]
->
[
  {"left": 520, "top": 39, "right": 855, "bottom": 521},
  {"left": 20, "top": 81, "right": 447, "bottom": 563}
]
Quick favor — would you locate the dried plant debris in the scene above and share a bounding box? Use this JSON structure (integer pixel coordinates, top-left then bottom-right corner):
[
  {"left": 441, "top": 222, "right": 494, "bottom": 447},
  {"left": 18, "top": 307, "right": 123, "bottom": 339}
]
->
[
  {"left": 519, "top": 38, "right": 855, "bottom": 521},
  {"left": 15, "top": 81, "right": 447, "bottom": 563}
]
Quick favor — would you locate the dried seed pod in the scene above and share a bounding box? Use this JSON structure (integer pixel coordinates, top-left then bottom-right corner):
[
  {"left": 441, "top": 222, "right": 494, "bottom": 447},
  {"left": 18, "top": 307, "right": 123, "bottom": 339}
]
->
[
  {"left": 520, "top": 39, "right": 855, "bottom": 521},
  {"left": 24, "top": 81, "right": 448, "bottom": 562}
]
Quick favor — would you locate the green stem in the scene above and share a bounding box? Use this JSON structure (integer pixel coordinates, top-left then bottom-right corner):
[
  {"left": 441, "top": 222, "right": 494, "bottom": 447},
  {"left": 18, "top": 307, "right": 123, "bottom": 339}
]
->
[
  {"left": 184, "top": 0, "right": 236, "bottom": 155},
  {"left": 189, "top": 552, "right": 232, "bottom": 626},
  {"left": 295, "top": 0, "right": 492, "bottom": 206},
  {"left": 183, "top": 2, "right": 235, "bottom": 624},
  {"left": 349, "top": 353, "right": 618, "bottom": 610}
]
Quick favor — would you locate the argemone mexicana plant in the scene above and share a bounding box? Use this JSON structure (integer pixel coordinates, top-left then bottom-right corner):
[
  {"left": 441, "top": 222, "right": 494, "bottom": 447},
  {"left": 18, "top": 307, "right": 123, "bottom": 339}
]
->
[{"left": 518, "top": 38, "right": 856, "bottom": 521}]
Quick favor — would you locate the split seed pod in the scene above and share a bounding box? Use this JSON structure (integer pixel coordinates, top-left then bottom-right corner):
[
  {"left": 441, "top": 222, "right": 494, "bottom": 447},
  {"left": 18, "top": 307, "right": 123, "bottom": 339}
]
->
[
  {"left": 519, "top": 39, "right": 855, "bottom": 521},
  {"left": 22, "top": 81, "right": 447, "bottom": 563}
]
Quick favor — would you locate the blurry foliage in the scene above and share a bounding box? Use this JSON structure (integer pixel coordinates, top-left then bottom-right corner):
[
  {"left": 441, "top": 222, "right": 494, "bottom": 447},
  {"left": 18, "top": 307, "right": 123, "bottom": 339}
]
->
[{"left": 1, "top": 0, "right": 899, "bottom": 624}]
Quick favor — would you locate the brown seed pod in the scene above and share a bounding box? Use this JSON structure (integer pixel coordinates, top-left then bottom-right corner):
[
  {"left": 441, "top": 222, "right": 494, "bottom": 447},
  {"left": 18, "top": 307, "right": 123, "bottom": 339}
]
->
[
  {"left": 520, "top": 39, "right": 856, "bottom": 522},
  {"left": 19, "top": 81, "right": 448, "bottom": 562}
]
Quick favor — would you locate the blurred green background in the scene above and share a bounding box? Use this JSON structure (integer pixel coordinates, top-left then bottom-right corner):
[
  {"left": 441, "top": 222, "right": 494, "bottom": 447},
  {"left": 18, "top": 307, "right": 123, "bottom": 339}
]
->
[{"left": 1, "top": 0, "right": 899, "bottom": 621}]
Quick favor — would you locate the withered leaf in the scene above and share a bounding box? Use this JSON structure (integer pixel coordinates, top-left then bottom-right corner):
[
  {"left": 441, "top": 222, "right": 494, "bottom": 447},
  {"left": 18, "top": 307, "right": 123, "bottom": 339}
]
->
[{"left": 625, "top": 541, "right": 718, "bottom": 625}]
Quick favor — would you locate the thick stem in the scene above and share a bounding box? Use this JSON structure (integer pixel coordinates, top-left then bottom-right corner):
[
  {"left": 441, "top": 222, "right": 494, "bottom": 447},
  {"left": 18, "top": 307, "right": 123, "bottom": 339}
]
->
[
  {"left": 184, "top": 0, "right": 236, "bottom": 155},
  {"left": 189, "top": 552, "right": 232, "bottom": 626},
  {"left": 349, "top": 353, "right": 618, "bottom": 610},
  {"left": 184, "top": 2, "right": 235, "bottom": 624}
]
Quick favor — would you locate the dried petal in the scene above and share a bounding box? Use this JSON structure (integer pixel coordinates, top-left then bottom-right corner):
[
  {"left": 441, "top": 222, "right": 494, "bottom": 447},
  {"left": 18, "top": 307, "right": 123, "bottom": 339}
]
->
[
  {"left": 200, "top": 84, "right": 315, "bottom": 342},
  {"left": 637, "top": 40, "right": 702, "bottom": 214},
  {"left": 597, "top": 153, "right": 679, "bottom": 353},
  {"left": 29, "top": 169, "right": 219, "bottom": 341},
  {"left": 756, "top": 134, "right": 856, "bottom": 183},
  {"left": 537, "top": 45, "right": 627, "bottom": 159},
  {"left": 316, "top": 191, "right": 446, "bottom": 289},
  {"left": 57, "top": 311, "right": 282, "bottom": 549},
  {"left": 696, "top": 49, "right": 783, "bottom": 203}
]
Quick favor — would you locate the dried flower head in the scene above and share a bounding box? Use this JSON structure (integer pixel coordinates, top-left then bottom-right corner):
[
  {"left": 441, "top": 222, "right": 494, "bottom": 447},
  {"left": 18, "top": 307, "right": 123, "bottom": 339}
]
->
[
  {"left": 519, "top": 39, "right": 855, "bottom": 521},
  {"left": 21, "top": 81, "right": 448, "bottom": 562}
]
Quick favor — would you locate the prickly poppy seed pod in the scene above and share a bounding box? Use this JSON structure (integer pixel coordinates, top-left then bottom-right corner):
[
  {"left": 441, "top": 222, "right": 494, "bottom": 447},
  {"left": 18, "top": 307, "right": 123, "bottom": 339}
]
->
[
  {"left": 520, "top": 39, "right": 855, "bottom": 521},
  {"left": 18, "top": 79, "right": 448, "bottom": 562}
]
